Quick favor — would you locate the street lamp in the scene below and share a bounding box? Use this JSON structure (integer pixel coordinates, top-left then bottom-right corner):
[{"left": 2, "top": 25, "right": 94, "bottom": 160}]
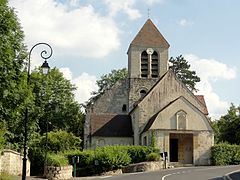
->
[{"left": 22, "top": 43, "right": 53, "bottom": 180}]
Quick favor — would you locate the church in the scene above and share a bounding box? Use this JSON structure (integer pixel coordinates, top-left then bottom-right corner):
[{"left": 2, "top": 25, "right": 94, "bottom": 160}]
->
[{"left": 84, "top": 19, "right": 214, "bottom": 165}]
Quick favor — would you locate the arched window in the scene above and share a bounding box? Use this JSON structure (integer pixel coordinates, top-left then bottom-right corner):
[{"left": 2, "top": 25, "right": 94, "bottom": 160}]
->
[
  {"left": 151, "top": 51, "right": 159, "bottom": 78},
  {"left": 176, "top": 111, "right": 187, "bottom": 130},
  {"left": 141, "top": 51, "right": 148, "bottom": 78},
  {"left": 140, "top": 89, "right": 147, "bottom": 98}
]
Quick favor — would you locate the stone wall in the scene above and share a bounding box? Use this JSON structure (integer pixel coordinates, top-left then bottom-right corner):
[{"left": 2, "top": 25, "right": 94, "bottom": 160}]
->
[
  {"left": 127, "top": 45, "right": 168, "bottom": 79},
  {"left": 137, "top": 71, "right": 207, "bottom": 132},
  {"left": 45, "top": 166, "right": 72, "bottom": 180},
  {"left": 128, "top": 78, "right": 157, "bottom": 110},
  {"left": 193, "top": 131, "right": 214, "bottom": 165},
  {"left": 122, "top": 161, "right": 165, "bottom": 173},
  {"left": 0, "top": 149, "right": 30, "bottom": 176},
  {"left": 90, "top": 79, "right": 129, "bottom": 114}
]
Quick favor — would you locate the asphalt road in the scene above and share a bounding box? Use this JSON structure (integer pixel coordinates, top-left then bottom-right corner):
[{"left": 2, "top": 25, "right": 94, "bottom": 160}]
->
[{"left": 76, "top": 165, "right": 240, "bottom": 180}]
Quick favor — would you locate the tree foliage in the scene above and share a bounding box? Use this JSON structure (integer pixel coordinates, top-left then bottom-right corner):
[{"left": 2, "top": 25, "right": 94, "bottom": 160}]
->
[
  {"left": 213, "top": 104, "right": 240, "bottom": 144},
  {"left": 169, "top": 55, "right": 200, "bottom": 92},
  {"left": 87, "top": 68, "right": 128, "bottom": 106},
  {"left": 0, "top": 2, "right": 84, "bottom": 146},
  {"left": 94, "top": 68, "right": 128, "bottom": 94},
  {"left": 0, "top": 0, "right": 29, "bottom": 147},
  {"left": 29, "top": 68, "right": 84, "bottom": 137}
]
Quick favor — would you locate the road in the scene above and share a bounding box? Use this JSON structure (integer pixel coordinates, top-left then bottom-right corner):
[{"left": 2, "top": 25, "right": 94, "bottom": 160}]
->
[{"left": 76, "top": 165, "right": 240, "bottom": 180}]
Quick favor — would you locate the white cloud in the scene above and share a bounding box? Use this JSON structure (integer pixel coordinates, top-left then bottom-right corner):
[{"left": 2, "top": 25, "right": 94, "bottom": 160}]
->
[
  {"left": 184, "top": 54, "right": 237, "bottom": 120},
  {"left": 145, "top": 0, "right": 165, "bottom": 5},
  {"left": 179, "top": 18, "right": 193, "bottom": 27},
  {"left": 59, "top": 67, "right": 73, "bottom": 80},
  {"left": 59, "top": 68, "right": 98, "bottom": 104},
  {"left": 9, "top": 0, "right": 120, "bottom": 58},
  {"left": 104, "top": 0, "right": 141, "bottom": 20}
]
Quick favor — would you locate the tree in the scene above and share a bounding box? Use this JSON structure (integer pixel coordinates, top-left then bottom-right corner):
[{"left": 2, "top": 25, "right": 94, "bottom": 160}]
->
[
  {"left": 215, "top": 104, "right": 240, "bottom": 144},
  {"left": 86, "top": 68, "right": 128, "bottom": 106},
  {"left": 94, "top": 68, "right": 128, "bottom": 94},
  {"left": 0, "top": 122, "right": 6, "bottom": 151},
  {"left": 29, "top": 68, "right": 84, "bottom": 137},
  {"left": 169, "top": 55, "right": 200, "bottom": 92},
  {"left": 0, "top": 0, "right": 28, "bottom": 147}
]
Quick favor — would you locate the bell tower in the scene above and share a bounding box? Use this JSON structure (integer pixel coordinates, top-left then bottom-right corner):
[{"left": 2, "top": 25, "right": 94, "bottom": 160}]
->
[{"left": 128, "top": 19, "right": 170, "bottom": 109}]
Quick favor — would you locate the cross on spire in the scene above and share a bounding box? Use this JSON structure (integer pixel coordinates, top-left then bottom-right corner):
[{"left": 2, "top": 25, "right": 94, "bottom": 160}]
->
[{"left": 148, "top": 8, "right": 150, "bottom": 18}]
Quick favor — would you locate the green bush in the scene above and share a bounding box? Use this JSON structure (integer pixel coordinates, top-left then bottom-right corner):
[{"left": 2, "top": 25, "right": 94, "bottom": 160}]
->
[
  {"left": 65, "top": 145, "right": 159, "bottom": 176},
  {"left": 28, "top": 130, "right": 82, "bottom": 175},
  {"left": 123, "top": 145, "right": 159, "bottom": 163},
  {"left": 47, "top": 130, "right": 82, "bottom": 153},
  {"left": 64, "top": 149, "right": 94, "bottom": 167},
  {"left": 47, "top": 153, "right": 68, "bottom": 167},
  {"left": 146, "top": 152, "right": 160, "bottom": 161},
  {"left": 95, "top": 146, "right": 131, "bottom": 172},
  {"left": 211, "top": 143, "right": 240, "bottom": 165}
]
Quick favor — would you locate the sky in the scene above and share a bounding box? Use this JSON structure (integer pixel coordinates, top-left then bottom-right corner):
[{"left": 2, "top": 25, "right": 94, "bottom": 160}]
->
[{"left": 9, "top": 0, "right": 240, "bottom": 120}]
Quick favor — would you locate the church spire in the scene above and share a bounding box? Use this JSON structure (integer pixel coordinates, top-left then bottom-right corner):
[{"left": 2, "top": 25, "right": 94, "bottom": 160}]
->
[{"left": 130, "top": 19, "right": 170, "bottom": 48}]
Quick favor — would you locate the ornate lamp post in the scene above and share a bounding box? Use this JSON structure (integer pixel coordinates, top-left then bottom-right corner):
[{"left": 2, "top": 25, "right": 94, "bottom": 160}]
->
[{"left": 22, "top": 43, "right": 52, "bottom": 180}]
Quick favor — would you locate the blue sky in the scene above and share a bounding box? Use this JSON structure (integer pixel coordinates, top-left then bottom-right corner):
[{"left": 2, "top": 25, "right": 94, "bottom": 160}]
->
[{"left": 9, "top": 0, "right": 239, "bottom": 119}]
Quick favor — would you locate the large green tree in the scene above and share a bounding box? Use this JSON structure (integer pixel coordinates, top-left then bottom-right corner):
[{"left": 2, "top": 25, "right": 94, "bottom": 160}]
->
[
  {"left": 169, "top": 55, "right": 200, "bottom": 92},
  {"left": 0, "top": 0, "right": 28, "bottom": 147},
  {"left": 213, "top": 104, "right": 240, "bottom": 144},
  {"left": 29, "top": 68, "right": 84, "bottom": 137}
]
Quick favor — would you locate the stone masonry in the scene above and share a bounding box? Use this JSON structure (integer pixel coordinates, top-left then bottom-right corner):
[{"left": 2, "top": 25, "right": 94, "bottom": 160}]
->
[
  {"left": 0, "top": 149, "right": 30, "bottom": 176},
  {"left": 45, "top": 166, "right": 72, "bottom": 180}
]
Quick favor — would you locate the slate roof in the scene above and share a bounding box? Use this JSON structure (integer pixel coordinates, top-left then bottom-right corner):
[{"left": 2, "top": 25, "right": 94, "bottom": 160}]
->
[
  {"left": 90, "top": 114, "right": 133, "bottom": 137},
  {"left": 130, "top": 19, "right": 170, "bottom": 48}
]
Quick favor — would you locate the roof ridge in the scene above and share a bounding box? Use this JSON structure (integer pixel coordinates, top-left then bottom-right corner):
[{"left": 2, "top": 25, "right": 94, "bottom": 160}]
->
[{"left": 142, "top": 96, "right": 211, "bottom": 133}]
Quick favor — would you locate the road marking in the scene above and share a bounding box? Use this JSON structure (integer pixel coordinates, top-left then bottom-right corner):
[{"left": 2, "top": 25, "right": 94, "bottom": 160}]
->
[
  {"left": 162, "top": 174, "right": 172, "bottom": 180},
  {"left": 161, "top": 165, "right": 240, "bottom": 180},
  {"left": 99, "top": 176, "right": 112, "bottom": 179},
  {"left": 161, "top": 169, "right": 195, "bottom": 180}
]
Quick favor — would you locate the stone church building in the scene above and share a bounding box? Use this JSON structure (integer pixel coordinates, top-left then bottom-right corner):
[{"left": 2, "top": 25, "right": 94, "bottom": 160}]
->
[{"left": 84, "top": 19, "right": 214, "bottom": 165}]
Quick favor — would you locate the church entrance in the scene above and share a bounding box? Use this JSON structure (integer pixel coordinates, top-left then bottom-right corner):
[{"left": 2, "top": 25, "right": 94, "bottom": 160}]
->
[
  {"left": 170, "top": 138, "right": 178, "bottom": 162},
  {"left": 169, "top": 133, "right": 193, "bottom": 164}
]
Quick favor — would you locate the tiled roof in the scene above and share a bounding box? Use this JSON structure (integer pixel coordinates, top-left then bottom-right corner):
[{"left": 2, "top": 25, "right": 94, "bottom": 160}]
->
[
  {"left": 90, "top": 114, "right": 133, "bottom": 137},
  {"left": 195, "top": 95, "right": 208, "bottom": 115},
  {"left": 131, "top": 19, "right": 170, "bottom": 48}
]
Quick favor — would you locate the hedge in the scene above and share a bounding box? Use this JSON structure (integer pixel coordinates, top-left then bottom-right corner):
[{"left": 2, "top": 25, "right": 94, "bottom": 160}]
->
[
  {"left": 29, "top": 145, "right": 160, "bottom": 176},
  {"left": 211, "top": 143, "right": 240, "bottom": 165},
  {"left": 65, "top": 145, "right": 159, "bottom": 176},
  {"left": 47, "top": 153, "right": 69, "bottom": 167}
]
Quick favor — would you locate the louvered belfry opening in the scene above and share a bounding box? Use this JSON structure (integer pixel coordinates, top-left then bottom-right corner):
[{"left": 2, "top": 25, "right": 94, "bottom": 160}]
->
[
  {"left": 141, "top": 50, "right": 148, "bottom": 78},
  {"left": 151, "top": 51, "right": 158, "bottom": 78}
]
